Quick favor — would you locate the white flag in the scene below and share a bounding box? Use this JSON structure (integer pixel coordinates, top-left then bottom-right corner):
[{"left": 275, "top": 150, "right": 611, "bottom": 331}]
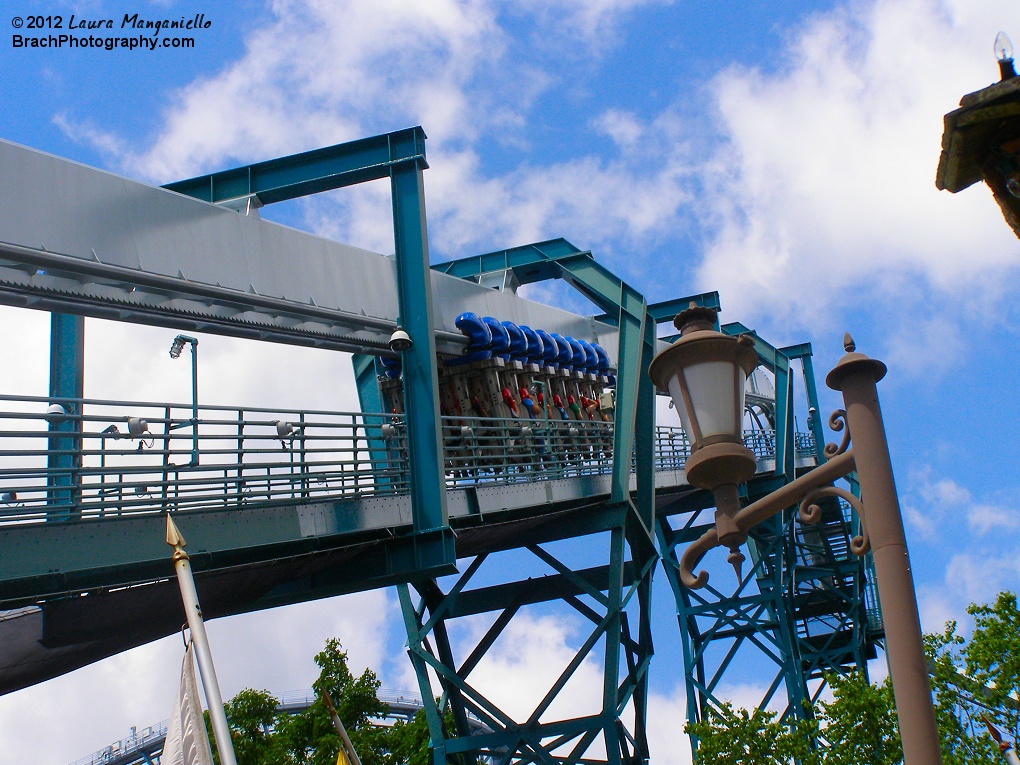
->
[{"left": 163, "top": 641, "right": 215, "bottom": 765}]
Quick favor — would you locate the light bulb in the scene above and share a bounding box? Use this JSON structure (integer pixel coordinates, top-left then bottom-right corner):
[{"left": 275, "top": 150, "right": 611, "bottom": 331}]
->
[
  {"left": 995, "top": 31, "right": 1013, "bottom": 62},
  {"left": 1007, "top": 175, "right": 1020, "bottom": 199}
]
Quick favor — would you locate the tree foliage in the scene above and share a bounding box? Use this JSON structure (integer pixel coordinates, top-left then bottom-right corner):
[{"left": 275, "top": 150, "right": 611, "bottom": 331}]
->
[
  {"left": 926, "top": 591, "right": 1020, "bottom": 765},
  {"left": 687, "top": 591, "right": 1020, "bottom": 765},
  {"left": 207, "top": 638, "right": 392, "bottom": 765},
  {"left": 685, "top": 673, "right": 900, "bottom": 765}
]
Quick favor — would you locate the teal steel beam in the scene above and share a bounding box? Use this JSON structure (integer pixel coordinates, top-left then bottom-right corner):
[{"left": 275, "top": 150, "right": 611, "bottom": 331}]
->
[
  {"left": 781, "top": 344, "right": 828, "bottom": 465},
  {"left": 597, "top": 292, "right": 720, "bottom": 328},
  {"left": 397, "top": 503, "right": 652, "bottom": 765},
  {"left": 433, "top": 237, "right": 657, "bottom": 761},
  {"left": 397, "top": 583, "right": 450, "bottom": 765},
  {"left": 351, "top": 352, "right": 391, "bottom": 486},
  {"left": 166, "top": 128, "right": 455, "bottom": 575},
  {"left": 439, "top": 563, "right": 633, "bottom": 619},
  {"left": 632, "top": 317, "right": 656, "bottom": 532},
  {"left": 388, "top": 134, "right": 455, "bottom": 574},
  {"left": 646, "top": 292, "right": 721, "bottom": 324},
  {"left": 602, "top": 525, "right": 625, "bottom": 762},
  {"left": 47, "top": 313, "right": 83, "bottom": 520},
  {"left": 163, "top": 128, "right": 429, "bottom": 205},
  {"left": 723, "top": 323, "right": 794, "bottom": 480},
  {"left": 431, "top": 238, "right": 584, "bottom": 284},
  {"left": 352, "top": 353, "right": 384, "bottom": 415}
]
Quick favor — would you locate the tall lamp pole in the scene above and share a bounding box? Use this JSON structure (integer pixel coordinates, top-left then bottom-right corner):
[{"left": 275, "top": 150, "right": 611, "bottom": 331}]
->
[
  {"left": 650, "top": 304, "right": 942, "bottom": 765},
  {"left": 170, "top": 334, "right": 199, "bottom": 465}
]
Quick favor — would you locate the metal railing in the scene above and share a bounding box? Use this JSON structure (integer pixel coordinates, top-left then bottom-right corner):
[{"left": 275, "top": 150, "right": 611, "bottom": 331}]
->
[
  {"left": 66, "top": 721, "right": 167, "bottom": 765},
  {"left": 0, "top": 394, "right": 815, "bottom": 526}
]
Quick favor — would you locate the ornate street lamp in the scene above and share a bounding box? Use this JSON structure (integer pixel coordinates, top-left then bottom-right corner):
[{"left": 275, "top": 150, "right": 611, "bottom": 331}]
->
[
  {"left": 650, "top": 308, "right": 943, "bottom": 765},
  {"left": 648, "top": 303, "right": 759, "bottom": 578}
]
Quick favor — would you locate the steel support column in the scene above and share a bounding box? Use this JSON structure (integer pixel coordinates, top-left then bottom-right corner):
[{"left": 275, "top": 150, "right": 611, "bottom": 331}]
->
[
  {"left": 397, "top": 504, "right": 654, "bottom": 765},
  {"left": 388, "top": 135, "right": 455, "bottom": 573},
  {"left": 352, "top": 352, "right": 391, "bottom": 484},
  {"left": 169, "top": 127, "right": 456, "bottom": 576},
  {"left": 47, "top": 312, "right": 83, "bottom": 520},
  {"left": 421, "top": 240, "right": 658, "bottom": 764}
]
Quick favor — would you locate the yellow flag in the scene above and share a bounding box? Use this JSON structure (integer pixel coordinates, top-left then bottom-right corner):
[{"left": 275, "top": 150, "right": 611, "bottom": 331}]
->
[{"left": 336, "top": 745, "right": 352, "bottom": 765}]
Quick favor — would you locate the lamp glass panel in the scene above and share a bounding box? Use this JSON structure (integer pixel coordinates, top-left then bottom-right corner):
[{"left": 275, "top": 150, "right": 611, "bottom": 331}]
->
[
  {"left": 665, "top": 373, "right": 696, "bottom": 439},
  {"left": 682, "top": 360, "right": 744, "bottom": 438}
]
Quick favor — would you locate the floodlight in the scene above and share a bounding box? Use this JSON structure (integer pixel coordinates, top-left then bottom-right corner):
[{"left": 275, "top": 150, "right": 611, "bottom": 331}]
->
[{"left": 169, "top": 334, "right": 197, "bottom": 359}]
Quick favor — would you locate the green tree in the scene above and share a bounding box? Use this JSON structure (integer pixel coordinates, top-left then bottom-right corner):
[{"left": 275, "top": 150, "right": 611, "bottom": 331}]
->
[
  {"left": 687, "top": 591, "right": 1020, "bottom": 765},
  {"left": 385, "top": 703, "right": 460, "bottom": 765},
  {"left": 926, "top": 591, "right": 1020, "bottom": 764},
  {"left": 815, "top": 672, "right": 901, "bottom": 765},
  {"left": 685, "top": 673, "right": 899, "bottom": 765},
  {"left": 217, "top": 688, "right": 289, "bottom": 765},
  {"left": 685, "top": 703, "right": 820, "bottom": 764},
  {"left": 206, "top": 638, "right": 391, "bottom": 765},
  {"left": 275, "top": 638, "right": 391, "bottom": 765}
]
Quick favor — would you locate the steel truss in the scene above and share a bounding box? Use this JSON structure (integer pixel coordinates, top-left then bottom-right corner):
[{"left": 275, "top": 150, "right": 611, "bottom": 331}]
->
[{"left": 398, "top": 501, "right": 655, "bottom": 765}]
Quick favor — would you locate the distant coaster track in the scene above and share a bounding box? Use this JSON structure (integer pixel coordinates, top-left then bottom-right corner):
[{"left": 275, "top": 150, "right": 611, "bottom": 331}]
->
[{"left": 66, "top": 688, "right": 443, "bottom": 765}]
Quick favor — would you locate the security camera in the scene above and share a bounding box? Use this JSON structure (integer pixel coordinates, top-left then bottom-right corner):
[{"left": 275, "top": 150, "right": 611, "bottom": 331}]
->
[
  {"left": 45, "top": 403, "right": 68, "bottom": 422},
  {"left": 389, "top": 326, "right": 413, "bottom": 353}
]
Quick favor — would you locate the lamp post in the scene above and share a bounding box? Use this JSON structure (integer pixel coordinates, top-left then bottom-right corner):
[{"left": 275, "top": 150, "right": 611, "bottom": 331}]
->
[
  {"left": 937, "top": 32, "right": 1020, "bottom": 239},
  {"left": 650, "top": 303, "right": 942, "bottom": 765},
  {"left": 169, "top": 334, "right": 199, "bottom": 465}
]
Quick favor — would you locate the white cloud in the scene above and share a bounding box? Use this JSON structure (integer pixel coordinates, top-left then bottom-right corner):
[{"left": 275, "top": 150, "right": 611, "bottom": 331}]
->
[
  {"left": 917, "top": 475, "right": 972, "bottom": 509},
  {"left": 0, "top": 591, "right": 394, "bottom": 764},
  {"left": 51, "top": 0, "right": 698, "bottom": 270},
  {"left": 944, "top": 550, "right": 1020, "bottom": 610},
  {"left": 917, "top": 582, "right": 963, "bottom": 632},
  {"left": 645, "top": 683, "right": 694, "bottom": 765},
  {"left": 902, "top": 502, "right": 937, "bottom": 539},
  {"left": 903, "top": 465, "right": 1019, "bottom": 540},
  {"left": 695, "top": 0, "right": 1020, "bottom": 336},
  {"left": 52, "top": 112, "right": 129, "bottom": 157},
  {"left": 509, "top": 0, "right": 673, "bottom": 49},
  {"left": 454, "top": 610, "right": 608, "bottom": 756},
  {"left": 58, "top": 0, "right": 507, "bottom": 183},
  {"left": 593, "top": 109, "right": 645, "bottom": 148},
  {"left": 966, "top": 502, "right": 1020, "bottom": 536},
  {"left": 207, "top": 590, "right": 395, "bottom": 698}
]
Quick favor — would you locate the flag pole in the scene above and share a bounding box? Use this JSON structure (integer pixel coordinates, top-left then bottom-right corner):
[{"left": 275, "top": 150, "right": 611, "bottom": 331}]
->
[
  {"left": 984, "top": 718, "right": 1020, "bottom": 765},
  {"left": 167, "top": 514, "right": 238, "bottom": 765},
  {"left": 322, "top": 689, "right": 364, "bottom": 765}
]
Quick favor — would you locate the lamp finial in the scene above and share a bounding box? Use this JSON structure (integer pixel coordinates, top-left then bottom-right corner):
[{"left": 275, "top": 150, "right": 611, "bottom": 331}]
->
[{"left": 843, "top": 333, "right": 856, "bottom": 353}]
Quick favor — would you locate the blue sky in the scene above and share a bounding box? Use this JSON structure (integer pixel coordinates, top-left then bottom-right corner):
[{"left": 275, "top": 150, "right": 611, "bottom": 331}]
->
[{"left": 1, "top": 0, "right": 1019, "bottom": 762}]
